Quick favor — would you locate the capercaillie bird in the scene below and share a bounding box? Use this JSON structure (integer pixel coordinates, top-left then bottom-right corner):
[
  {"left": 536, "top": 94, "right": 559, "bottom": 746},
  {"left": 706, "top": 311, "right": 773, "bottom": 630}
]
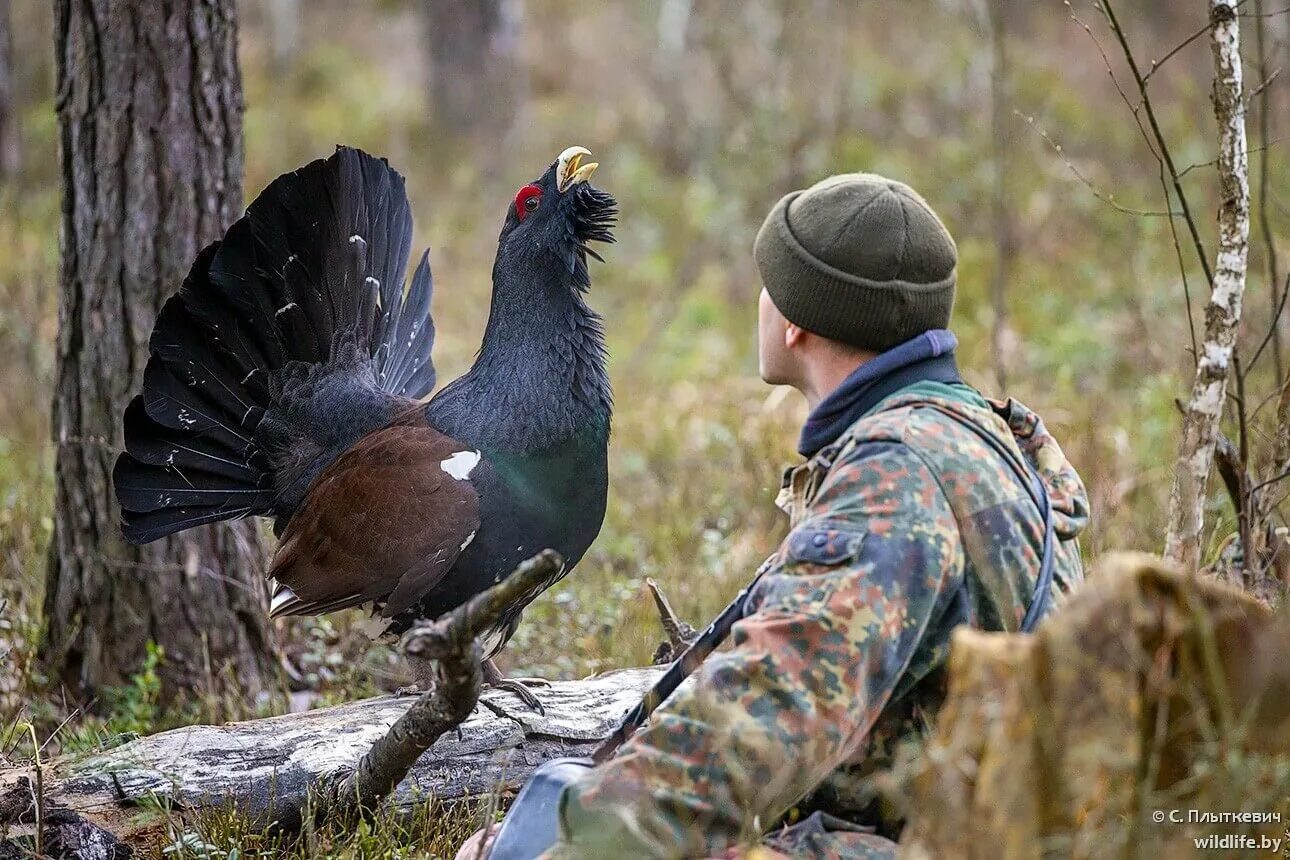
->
[{"left": 113, "top": 146, "right": 616, "bottom": 710}]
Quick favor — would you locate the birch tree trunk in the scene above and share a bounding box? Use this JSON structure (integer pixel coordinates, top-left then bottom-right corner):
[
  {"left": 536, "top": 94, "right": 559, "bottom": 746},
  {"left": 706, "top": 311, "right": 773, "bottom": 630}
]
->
[{"left": 1163, "top": 1, "right": 1250, "bottom": 569}]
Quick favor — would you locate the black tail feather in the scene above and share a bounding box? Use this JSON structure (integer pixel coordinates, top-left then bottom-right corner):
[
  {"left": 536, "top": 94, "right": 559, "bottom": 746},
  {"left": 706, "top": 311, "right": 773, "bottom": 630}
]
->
[{"left": 116, "top": 147, "right": 438, "bottom": 544}]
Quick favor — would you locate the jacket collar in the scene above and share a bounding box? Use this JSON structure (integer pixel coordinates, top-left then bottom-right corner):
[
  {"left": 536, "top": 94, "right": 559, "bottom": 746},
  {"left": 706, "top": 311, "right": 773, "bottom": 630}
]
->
[{"left": 797, "top": 329, "right": 961, "bottom": 458}]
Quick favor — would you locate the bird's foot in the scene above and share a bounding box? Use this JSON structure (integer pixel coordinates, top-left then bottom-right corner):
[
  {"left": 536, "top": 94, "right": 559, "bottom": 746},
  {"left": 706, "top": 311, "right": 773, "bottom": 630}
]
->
[
  {"left": 394, "top": 684, "right": 423, "bottom": 698},
  {"left": 499, "top": 676, "right": 551, "bottom": 688},
  {"left": 483, "top": 679, "right": 546, "bottom": 715},
  {"left": 481, "top": 659, "right": 548, "bottom": 715}
]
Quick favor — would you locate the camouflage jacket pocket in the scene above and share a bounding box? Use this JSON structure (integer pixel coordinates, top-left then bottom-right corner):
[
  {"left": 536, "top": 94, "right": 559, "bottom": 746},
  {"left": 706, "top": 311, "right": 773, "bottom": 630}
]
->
[{"left": 784, "top": 522, "right": 867, "bottom": 567}]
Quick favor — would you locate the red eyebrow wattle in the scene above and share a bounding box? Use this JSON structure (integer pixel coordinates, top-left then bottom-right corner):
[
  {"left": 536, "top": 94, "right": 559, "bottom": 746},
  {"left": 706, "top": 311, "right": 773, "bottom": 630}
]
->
[{"left": 515, "top": 185, "right": 542, "bottom": 220}]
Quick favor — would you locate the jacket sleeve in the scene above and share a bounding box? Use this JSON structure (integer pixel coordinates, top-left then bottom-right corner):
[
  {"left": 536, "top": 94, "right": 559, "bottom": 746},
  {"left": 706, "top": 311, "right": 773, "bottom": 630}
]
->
[{"left": 541, "top": 440, "right": 966, "bottom": 859}]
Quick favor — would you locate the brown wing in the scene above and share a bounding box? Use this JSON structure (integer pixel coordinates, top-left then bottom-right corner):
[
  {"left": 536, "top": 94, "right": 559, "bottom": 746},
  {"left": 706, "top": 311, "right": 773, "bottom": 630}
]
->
[{"left": 266, "top": 417, "right": 481, "bottom": 620}]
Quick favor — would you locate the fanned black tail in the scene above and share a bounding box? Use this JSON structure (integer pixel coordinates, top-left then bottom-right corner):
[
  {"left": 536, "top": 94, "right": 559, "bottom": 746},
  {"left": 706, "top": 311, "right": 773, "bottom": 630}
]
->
[{"left": 114, "top": 147, "right": 437, "bottom": 544}]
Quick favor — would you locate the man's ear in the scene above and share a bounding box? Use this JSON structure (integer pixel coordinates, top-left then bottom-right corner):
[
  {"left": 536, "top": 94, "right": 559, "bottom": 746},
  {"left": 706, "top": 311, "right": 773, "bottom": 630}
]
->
[{"left": 785, "top": 322, "right": 806, "bottom": 349}]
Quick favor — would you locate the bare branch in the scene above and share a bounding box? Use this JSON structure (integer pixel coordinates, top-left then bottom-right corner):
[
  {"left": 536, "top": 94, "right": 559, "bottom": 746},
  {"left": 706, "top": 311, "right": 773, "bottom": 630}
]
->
[
  {"left": 1100, "top": 0, "right": 1215, "bottom": 286},
  {"left": 325, "top": 550, "right": 565, "bottom": 815},
  {"left": 1176, "top": 133, "right": 1290, "bottom": 178},
  {"left": 1018, "top": 112, "right": 1180, "bottom": 217},
  {"left": 646, "top": 577, "right": 697, "bottom": 661},
  {"left": 1253, "top": 0, "right": 1284, "bottom": 384}
]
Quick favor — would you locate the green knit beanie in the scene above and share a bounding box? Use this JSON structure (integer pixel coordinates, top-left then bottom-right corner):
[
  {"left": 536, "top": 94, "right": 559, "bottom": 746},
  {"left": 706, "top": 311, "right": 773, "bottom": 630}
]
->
[{"left": 754, "top": 173, "right": 958, "bottom": 352}]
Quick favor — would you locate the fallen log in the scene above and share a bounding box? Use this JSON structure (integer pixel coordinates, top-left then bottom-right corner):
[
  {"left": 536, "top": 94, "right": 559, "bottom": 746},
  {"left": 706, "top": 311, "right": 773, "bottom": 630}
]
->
[{"left": 0, "top": 666, "right": 664, "bottom": 843}]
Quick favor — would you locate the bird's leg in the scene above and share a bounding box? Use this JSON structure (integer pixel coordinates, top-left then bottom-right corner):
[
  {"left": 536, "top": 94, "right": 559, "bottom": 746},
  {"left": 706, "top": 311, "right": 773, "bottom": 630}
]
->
[
  {"left": 395, "top": 653, "right": 439, "bottom": 698},
  {"left": 481, "top": 659, "right": 548, "bottom": 715},
  {"left": 398, "top": 654, "right": 467, "bottom": 741}
]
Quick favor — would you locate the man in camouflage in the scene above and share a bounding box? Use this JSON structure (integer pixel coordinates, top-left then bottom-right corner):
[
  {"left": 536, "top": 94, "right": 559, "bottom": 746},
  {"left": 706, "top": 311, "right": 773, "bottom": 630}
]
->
[{"left": 472, "top": 174, "right": 1090, "bottom": 859}]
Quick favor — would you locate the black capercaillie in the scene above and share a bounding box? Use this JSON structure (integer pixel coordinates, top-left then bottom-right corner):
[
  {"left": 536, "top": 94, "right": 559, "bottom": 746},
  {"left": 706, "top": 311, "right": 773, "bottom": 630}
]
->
[{"left": 113, "top": 146, "right": 616, "bottom": 708}]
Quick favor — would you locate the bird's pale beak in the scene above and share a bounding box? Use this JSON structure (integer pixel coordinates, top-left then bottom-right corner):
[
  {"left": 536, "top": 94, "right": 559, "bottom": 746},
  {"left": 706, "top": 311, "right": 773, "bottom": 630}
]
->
[{"left": 556, "top": 146, "right": 598, "bottom": 193}]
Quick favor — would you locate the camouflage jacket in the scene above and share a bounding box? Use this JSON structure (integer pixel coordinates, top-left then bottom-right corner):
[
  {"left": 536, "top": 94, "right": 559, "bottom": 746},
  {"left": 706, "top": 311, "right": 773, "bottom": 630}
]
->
[{"left": 541, "top": 383, "right": 1089, "bottom": 859}]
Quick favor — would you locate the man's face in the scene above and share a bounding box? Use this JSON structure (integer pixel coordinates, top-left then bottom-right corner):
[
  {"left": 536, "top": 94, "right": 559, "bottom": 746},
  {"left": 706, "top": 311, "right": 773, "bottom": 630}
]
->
[{"left": 758, "top": 288, "right": 795, "bottom": 386}]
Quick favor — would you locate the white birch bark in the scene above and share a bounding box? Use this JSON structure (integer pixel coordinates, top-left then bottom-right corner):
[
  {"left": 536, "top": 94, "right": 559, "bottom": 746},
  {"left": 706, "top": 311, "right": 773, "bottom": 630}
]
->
[{"left": 1163, "top": 1, "right": 1250, "bottom": 568}]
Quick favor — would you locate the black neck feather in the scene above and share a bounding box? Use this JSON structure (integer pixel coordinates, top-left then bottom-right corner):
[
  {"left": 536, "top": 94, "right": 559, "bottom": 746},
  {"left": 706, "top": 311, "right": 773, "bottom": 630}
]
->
[{"left": 427, "top": 256, "right": 611, "bottom": 454}]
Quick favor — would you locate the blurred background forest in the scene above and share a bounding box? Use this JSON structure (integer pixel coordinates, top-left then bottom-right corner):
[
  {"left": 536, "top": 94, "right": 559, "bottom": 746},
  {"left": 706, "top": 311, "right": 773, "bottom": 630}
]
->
[{"left": 0, "top": 0, "right": 1288, "bottom": 763}]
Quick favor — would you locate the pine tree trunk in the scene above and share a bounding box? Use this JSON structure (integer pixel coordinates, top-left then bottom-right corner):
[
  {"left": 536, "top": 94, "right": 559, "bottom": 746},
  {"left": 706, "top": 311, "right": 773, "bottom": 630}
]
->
[
  {"left": 42, "top": 0, "right": 277, "bottom": 705},
  {"left": 1163, "top": 1, "right": 1250, "bottom": 569}
]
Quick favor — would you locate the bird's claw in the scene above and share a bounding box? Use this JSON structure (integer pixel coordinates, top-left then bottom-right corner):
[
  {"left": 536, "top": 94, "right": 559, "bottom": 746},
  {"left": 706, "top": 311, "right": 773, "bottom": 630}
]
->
[
  {"left": 484, "top": 679, "right": 547, "bottom": 715},
  {"left": 503, "top": 676, "right": 551, "bottom": 688},
  {"left": 394, "top": 684, "right": 423, "bottom": 698}
]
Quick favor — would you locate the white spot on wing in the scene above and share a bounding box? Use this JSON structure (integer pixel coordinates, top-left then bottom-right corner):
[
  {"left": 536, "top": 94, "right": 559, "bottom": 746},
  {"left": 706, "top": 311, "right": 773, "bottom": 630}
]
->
[
  {"left": 459, "top": 530, "right": 477, "bottom": 553},
  {"left": 275, "top": 302, "right": 299, "bottom": 318},
  {"left": 440, "top": 450, "right": 481, "bottom": 481}
]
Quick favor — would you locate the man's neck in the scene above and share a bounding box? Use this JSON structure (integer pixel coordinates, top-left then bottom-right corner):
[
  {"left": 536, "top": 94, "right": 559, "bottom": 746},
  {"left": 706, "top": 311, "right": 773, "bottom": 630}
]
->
[{"left": 801, "top": 355, "right": 871, "bottom": 410}]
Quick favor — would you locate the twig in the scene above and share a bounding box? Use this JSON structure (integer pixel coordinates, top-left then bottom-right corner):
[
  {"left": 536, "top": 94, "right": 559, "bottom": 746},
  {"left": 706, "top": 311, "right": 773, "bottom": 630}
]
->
[
  {"left": 324, "top": 550, "right": 566, "bottom": 815},
  {"left": 1100, "top": 0, "right": 1215, "bottom": 286},
  {"left": 1018, "top": 112, "right": 1179, "bottom": 217},
  {"left": 646, "top": 578, "right": 697, "bottom": 654},
  {"left": 1142, "top": 18, "right": 1215, "bottom": 84},
  {"left": 1246, "top": 65, "right": 1282, "bottom": 102},
  {"left": 22, "top": 723, "right": 41, "bottom": 858},
  {"left": 990, "top": 0, "right": 1012, "bottom": 392},
  {"left": 1140, "top": 0, "right": 1256, "bottom": 85},
  {"left": 1177, "top": 134, "right": 1290, "bottom": 178},
  {"left": 1247, "top": 274, "right": 1290, "bottom": 372},
  {"left": 1066, "top": 0, "right": 1209, "bottom": 361},
  {"left": 1240, "top": 4, "right": 1290, "bottom": 16},
  {"left": 1254, "top": 0, "right": 1284, "bottom": 385},
  {"left": 1214, "top": 432, "right": 1258, "bottom": 579},
  {"left": 1162, "top": 161, "right": 1201, "bottom": 363}
]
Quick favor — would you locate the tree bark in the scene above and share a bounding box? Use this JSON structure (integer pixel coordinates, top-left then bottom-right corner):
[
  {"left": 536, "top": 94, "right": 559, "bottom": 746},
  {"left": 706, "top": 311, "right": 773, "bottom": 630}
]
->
[
  {"left": 1163, "top": 1, "right": 1250, "bottom": 569},
  {"left": 422, "top": 0, "right": 521, "bottom": 135},
  {"left": 0, "top": 0, "right": 19, "bottom": 178},
  {"left": 42, "top": 0, "right": 276, "bottom": 704}
]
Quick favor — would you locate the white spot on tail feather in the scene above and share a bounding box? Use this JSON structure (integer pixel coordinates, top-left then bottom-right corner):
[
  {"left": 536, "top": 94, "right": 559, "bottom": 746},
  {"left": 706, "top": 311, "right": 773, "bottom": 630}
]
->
[
  {"left": 440, "top": 450, "right": 481, "bottom": 480},
  {"left": 269, "top": 581, "right": 298, "bottom": 615},
  {"left": 275, "top": 302, "right": 299, "bottom": 318},
  {"left": 459, "top": 530, "right": 477, "bottom": 553}
]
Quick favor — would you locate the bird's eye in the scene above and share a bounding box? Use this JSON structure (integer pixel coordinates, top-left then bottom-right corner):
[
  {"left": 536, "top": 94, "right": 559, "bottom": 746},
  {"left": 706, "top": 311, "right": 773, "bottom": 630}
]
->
[{"left": 515, "top": 185, "right": 542, "bottom": 221}]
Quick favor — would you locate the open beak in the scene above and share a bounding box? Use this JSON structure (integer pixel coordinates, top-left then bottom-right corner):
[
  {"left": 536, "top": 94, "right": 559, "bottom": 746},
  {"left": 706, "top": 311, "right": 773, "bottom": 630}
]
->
[{"left": 556, "top": 146, "right": 599, "bottom": 193}]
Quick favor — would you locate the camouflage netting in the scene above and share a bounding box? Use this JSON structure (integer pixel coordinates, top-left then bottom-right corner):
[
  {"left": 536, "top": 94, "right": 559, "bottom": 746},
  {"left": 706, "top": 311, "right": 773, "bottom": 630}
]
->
[{"left": 898, "top": 553, "right": 1290, "bottom": 859}]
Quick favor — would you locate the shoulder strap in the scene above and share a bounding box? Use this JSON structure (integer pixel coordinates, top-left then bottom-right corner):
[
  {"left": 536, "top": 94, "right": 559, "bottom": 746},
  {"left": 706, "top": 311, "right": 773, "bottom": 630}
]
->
[{"left": 920, "top": 403, "right": 1056, "bottom": 633}]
